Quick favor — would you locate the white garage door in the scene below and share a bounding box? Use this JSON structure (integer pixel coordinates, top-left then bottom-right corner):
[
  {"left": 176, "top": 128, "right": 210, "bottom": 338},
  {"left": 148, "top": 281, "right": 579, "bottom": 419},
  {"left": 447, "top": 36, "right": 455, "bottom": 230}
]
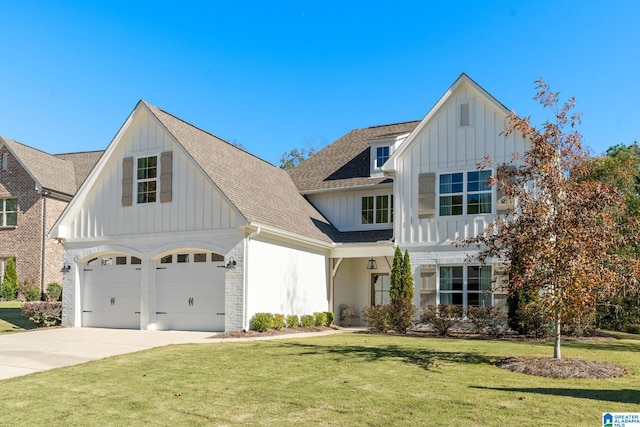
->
[
  {"left": 82, "top": 255, "right": 141, "bottom": 329},
  {"left": 155, "top": 252, "right": 226, "bottom": 331}
]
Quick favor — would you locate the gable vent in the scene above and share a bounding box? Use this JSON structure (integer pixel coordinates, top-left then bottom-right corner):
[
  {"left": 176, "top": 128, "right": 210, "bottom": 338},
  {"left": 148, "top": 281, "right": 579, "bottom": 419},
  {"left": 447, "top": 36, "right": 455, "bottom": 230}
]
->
[{"left": 459, "top": 103, "right": 470, "bottom": 126}]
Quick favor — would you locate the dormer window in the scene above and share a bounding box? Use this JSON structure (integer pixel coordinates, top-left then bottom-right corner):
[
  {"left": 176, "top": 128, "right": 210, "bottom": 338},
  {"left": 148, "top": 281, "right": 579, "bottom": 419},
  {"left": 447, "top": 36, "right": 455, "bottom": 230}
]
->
[{"left": 375, "top": 146, "right": 390, "bottom": 168}]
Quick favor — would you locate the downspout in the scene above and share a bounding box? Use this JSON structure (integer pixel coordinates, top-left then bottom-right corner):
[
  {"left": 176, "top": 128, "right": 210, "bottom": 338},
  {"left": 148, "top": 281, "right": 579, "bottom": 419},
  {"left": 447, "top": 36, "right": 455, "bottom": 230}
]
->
[
  {"left": 40, "top": 190, "right": 49, "bottom": 298},
  {"left": 243, "top": 226, "right": 261, "bottom": 331}
]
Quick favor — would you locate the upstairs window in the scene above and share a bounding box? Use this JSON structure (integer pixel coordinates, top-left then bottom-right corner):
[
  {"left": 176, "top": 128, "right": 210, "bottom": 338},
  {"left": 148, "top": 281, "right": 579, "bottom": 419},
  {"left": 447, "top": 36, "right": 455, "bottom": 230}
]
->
[
  {"left": 361, "top": 195, "right": 393, "bottom": 224},
  {"left": 137, "top": 156, "right": 158, "bottom": 204},
  {"left": 0, "top": 198, "right": 17, "bottom": 226},
  {"left": 1, "top": 153, "right": 7, "bottom": 170},
  {"left": 439, "top": 170, "right": 492, "bottom": 216},
  {"left": 375, "top": 146, "right": 390, "bottom": 168}
]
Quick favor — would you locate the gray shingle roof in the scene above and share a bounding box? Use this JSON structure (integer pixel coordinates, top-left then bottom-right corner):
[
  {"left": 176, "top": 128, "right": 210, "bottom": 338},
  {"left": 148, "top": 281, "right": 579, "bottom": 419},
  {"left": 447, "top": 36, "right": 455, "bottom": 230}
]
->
[
  {"left": 1, "top": 137, "right": 77, "bottom": 196},
  {"left": 143, "top": 101, "right": 336, "bottom": 244},
  {"left": 288, "top": 121, "right": 420, "bottom": 193},
  {"left": 55, "top": 151, "right": 104, "bottom": 190}
]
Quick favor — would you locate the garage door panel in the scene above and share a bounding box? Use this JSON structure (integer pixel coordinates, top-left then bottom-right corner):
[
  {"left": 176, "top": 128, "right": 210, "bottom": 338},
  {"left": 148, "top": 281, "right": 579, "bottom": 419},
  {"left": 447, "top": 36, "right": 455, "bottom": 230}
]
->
[
  {"left": 82, "top": 266, "right": 141, "bottom": 329},
  {"left": 155, "top": 262, "right": 225, "bottom": 331}
]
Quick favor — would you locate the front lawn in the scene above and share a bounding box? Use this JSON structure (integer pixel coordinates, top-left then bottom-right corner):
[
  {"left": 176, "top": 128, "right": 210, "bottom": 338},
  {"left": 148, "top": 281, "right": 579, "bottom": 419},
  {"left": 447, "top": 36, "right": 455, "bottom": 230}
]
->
[
  {"left": 0, "top": 333, "right": 638, "bottom": 426},
  {"left": 0, "top": 301, "right": 36, "bottom": 333}
]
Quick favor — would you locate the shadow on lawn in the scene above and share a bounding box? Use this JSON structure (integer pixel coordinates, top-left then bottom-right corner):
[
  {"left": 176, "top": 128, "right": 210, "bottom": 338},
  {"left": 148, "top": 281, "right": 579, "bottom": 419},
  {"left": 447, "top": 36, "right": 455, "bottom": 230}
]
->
[
  {"left": 472, "top": 385, "right": 640, "bottom": 405},
  {"left": 0, "top": 307, "right": 36, "bottom": 331},
  {"left": 280, "top": 341, "right": 490, "bottom": 371},
  {"left": 563, "top": 339, "right": 640, "bottom": 353}
]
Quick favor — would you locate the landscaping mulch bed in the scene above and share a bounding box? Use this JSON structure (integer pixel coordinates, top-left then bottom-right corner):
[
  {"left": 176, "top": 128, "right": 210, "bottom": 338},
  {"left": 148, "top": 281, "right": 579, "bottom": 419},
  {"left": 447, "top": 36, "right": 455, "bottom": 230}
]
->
[
  {"left": 494, "top": 356, "right": 628, "bottom": 379},
  {"left": 210, "top": 325, "right": 337, "bottom": 339}
]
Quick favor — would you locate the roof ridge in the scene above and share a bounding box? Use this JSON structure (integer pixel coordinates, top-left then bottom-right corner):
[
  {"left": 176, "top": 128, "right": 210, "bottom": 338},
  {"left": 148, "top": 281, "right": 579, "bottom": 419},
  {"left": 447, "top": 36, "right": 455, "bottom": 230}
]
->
[
  {"left": 54, "top": 149, "right": 104, "bottom": 156},
  {"left": 366, "top": 119, "right": 421, "bottom": 130},
  {"left": 142, "top": 100, "right": 279, "bottom": 169},
  {"left": 2, "top": 137, "right": 67, "bottom": 160}
]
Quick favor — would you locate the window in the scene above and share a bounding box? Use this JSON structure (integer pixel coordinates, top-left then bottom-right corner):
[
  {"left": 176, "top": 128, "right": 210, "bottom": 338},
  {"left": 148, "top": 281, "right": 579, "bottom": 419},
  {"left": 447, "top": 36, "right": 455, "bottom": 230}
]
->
[
  {"left": 177, "top": 254, "right": 189, "bottom": 263},
  {"left": 115, "top": 256, "right": 127, "bottom": 265},
  {"left": 371, "top": 274, "right": 390, "bottom": 306},
  {"left": 439, "top": 170, "right": 492, "bottom": 216},
  {"left": 459, "top": 102, "right": 470, "bottom": 126},
  {"left": 194, "top": 253, "right": 207, "bottom": 263},
  {"left": 160, "top": 255, "right": 172, "bottom": 264},
  {"left": 137, "top": 156, "right": 158, "bottom": 203},
  {"left": 0, "top": 198, "right": 17, "bottom": 226},
  {"left": 361, "top": 195, "right": 393, "bottom": 224},
  {"left": 375, "top": 146, "right": 390, "bottom": 168},
  {"left": 1, "top": 153, "right": 7, "bottom": 170},
  {"left": 439, "top": 265, "right": 492, "bottom": 309}
]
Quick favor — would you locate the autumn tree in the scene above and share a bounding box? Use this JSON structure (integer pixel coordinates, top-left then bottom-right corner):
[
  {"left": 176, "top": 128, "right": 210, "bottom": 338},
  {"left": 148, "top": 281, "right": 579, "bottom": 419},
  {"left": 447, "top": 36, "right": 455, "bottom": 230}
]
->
[{"left": 463, "top": 80, "right": 638, "bottom": 359}]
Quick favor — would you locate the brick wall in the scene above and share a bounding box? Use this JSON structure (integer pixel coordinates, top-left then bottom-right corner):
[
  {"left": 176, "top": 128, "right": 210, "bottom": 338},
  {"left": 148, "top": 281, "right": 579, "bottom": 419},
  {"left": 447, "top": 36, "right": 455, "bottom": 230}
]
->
[{"left": 0, "top": 147, "right": 69, "bottom": 294}]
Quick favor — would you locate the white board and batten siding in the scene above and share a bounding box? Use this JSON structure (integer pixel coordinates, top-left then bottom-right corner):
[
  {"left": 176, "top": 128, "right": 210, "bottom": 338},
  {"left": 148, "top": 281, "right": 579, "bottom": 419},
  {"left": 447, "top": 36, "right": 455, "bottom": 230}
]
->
[
  {"left": 394, "top": 83, "right": 529, "bottom": 246},
  {"left": 246, "top": 238, "right": 329, "bottom": 319},
  {"left": 306, "top": 186, "right": 394, "bottom": 232},
  {"left": 62, "top": 107, "right": 243, "bottom": 240}
]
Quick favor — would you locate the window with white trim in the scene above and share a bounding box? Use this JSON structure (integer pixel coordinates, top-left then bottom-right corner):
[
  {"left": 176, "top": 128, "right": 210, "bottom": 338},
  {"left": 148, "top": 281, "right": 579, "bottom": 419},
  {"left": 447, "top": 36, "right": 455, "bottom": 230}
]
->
[
  {"left": 439, "top": 265, "right": 492, "bottom": 309},
  {"left": 439, "top": 170, "right": 492, "bottom": 216},
  {"left": 0, "top": 198, "right": 17, "bottom": 226},
  {"left": 136, "top": 156, "right": 158, "bottom": 203},
  {"left": 375, "top": 146, "right": 390, "bottom": 168},
  {"left": 1, "top": 153, "right": 7, "bottom": 170},
  {"left": 361, "top": 194, "right": 393, "bottom": 224}
]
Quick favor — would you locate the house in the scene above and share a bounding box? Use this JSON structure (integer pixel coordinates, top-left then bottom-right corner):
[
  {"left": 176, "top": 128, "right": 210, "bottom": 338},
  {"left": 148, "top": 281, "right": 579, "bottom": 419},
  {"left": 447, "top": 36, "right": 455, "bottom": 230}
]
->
[
  {"left": 50, "top": 73, "right": 528, "bottom": 331},
  {"left": 0, "top": 137, "right": 102, "bottom": 296},
  {"left": 50, "top": 101, "right": 338, "bottom": 331},
  {"left": 292, "top": 73, "right": 527, "bottom": 316}
]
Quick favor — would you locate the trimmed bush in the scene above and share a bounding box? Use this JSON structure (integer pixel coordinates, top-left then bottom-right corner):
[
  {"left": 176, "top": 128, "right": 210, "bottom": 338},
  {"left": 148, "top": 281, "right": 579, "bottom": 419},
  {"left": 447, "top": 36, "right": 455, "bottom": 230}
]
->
[
  {"left": 21, "top": 302, "right": 62, "bottom": 327},
  {"left": 286, "top": 314, "right": 299, "bottom": 329},
  {"left": 1, "top": 256, "right": 18, "bottom": 301},
  {"left": 324, "top": 311, "right": 334, "bottom": 326},
  {"left": 466, "top": 306, "right": 507, "bottom": 336},
  {"left": 313, "top": 312, "right": 327, "bottom": 327},
  {"left": 46, "top": 283, "right": 62, "bottom": 302},
  {"left": 25, "top": 287, "right": 41, "bottom": 302},
  {"left": 250, "top": 312, "right": 274, "bottom": 332},
  {"left": 362, "top": 305, "right": 391, "bottom": 333},
  {"left": 300, "top": 314, "right": 315, "bottom": 327},
  {"left": 420, "top": 304, "right": 463, "bottom": 336},
  {"left": 273, "top": 314, "right": 285, "bottom": 331},
  {"left": 389, "top": 299, "right": 415, "bottom": 333}
]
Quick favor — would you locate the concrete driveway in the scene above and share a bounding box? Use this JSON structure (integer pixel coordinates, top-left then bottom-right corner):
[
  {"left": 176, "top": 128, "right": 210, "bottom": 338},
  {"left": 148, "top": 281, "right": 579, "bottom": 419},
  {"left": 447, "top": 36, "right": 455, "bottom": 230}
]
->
[{"left": 0, "top": 327, "right": 214, "bottom": 380}]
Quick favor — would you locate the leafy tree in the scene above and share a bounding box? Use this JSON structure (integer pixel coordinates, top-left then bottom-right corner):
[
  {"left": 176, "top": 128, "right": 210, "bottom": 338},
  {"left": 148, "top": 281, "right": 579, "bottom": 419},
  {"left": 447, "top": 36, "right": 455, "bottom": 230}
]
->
[
  {"left": 1, "top": 256, "right": 18, "bottom": 301},
  {"left": 586, "top": 142, "right": 640, "bottom": 330},
  {"left": 463, "top": 80, "right": 638, "bottom": 359},
  {"left": 388, "top": 247, "right": 415, "bottom": 333},
  {"left": 279, "top": 147, "right": 316, "bottom": 170}
]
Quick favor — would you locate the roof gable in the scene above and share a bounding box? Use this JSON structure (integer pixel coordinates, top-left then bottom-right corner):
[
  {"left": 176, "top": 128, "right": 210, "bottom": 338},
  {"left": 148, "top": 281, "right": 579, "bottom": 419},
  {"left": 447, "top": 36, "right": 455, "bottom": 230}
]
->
[
  {"left": 144, "top": 102, "right": 335, "bottom": 244},
  {"left": 383, "top": 73, "right": 511, "bottom": 172}
]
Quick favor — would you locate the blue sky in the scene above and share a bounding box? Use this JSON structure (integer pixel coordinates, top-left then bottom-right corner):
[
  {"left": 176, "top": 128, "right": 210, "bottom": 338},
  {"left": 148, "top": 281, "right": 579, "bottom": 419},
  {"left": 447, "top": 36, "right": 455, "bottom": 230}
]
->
[{"left": 1, "top": 1, "right": 638, "bottom": 165}]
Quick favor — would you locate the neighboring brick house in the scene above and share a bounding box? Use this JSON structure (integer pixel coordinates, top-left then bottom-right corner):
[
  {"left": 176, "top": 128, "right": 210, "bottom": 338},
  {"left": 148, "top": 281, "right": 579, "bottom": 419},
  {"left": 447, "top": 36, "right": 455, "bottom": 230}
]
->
[{"left": 0, "top": 137, "right": 102, "bottom": 296}]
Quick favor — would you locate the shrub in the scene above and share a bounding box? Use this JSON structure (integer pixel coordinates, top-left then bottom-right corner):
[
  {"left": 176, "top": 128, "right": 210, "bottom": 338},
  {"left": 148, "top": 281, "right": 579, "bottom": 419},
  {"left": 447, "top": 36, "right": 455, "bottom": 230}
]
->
[
  {"left": 389, "top": 299, "right": 416, "bottom": 333},
  {"left": 596, "top": 294, "right": 640, "bottom": 332},
  {"left": 46, "top": 283, "right": 63, "bottom": 302},
  {"left": 250, "top": 312, "right": 274, "bottom": 332},
  {"left": 300, "top": 314, "right": 315, "bottom": 327},
  {"left": 313, "top": 312, "right": 327, "bottom": 327},
  {"left": 466, "top": 306, "right": 507, "bottom": 336},
  {"left": 1, "top": 256, "right": 18, "bottom": 301},
  {"left": 515, "top": 302, "right": 551, "bottom": 338},
  {"left": 362, "top": 305, "right": 391, "bottom": 333},
  {"left": 324, "top": 311, "right": 334, "bottom": 326},
  {"left": 21, "top": 302, "right": 62, "bottom": 327},
  {"left": 273, "top": 314, "right": 285, "bottom": 331},
  {"left": 25, "top": 287, "right": 41, "bottom": 302},
  {"left": 420, "top": 304, "right": 463, "bottom": 336},
  {"left": 625, "top": 324, "right": 640, "bottom": 334},
  {"left": 286, "top": 314, "right": 299, "bottom": 329}
]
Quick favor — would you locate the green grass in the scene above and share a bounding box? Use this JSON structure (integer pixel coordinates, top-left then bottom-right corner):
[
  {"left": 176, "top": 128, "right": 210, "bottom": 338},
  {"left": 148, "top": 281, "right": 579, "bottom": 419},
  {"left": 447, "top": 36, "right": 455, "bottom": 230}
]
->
[
  {"left": 0, "top": 301, "right": 36, "bottom": 333},
  {"left": 0, "top": 333, "right": 638, "bottom": 426}
]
